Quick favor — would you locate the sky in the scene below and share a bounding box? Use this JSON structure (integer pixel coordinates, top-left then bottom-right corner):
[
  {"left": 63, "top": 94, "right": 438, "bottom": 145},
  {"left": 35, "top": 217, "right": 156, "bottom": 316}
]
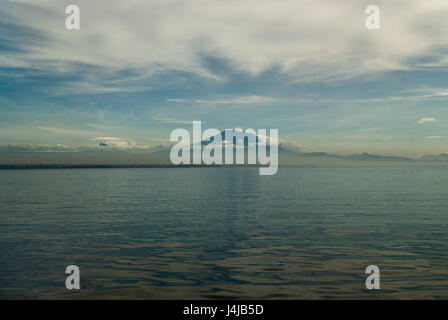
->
[{"left": 1, "top": 0, "right": 448, "bottom": 158}]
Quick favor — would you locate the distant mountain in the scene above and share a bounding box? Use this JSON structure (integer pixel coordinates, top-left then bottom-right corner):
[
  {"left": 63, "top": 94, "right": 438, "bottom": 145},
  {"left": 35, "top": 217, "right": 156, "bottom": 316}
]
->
[
  {"left": 420, "top": 153, "right": 448, "bottom": 161},
  {"left": 3, "top": 141, "right": 448, "bottom": 167},
  {"left": 201, "top": 128, "right": 302, "bottom": 153},
  {"left": 347, "top": 153, "right": 411, "bottom": 162},
  {"left": 277, "top": 151, "right": 414, "bottom": 166},
  {"left": 297, "top": 152, "right": 343, "bottom": 159},
  {"left": 201, "top": 129, "right": 260, "bottom": 147}
]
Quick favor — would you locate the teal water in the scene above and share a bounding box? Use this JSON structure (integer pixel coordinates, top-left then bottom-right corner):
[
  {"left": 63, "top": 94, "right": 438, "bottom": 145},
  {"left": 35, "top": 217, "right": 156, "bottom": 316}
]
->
[{"left": 0, "top": 167, "right": 447, "bottom": 299}]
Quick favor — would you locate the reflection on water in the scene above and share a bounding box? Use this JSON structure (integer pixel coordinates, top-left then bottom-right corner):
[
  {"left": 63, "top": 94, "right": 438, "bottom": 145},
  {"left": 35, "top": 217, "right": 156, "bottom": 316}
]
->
[{"left": 0, "top": 167, "right": 447, "bottom": 299}]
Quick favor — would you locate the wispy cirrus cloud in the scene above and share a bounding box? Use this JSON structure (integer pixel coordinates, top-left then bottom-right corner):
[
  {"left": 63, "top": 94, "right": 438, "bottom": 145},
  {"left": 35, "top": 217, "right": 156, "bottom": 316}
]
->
[
  {"left": 166, "top": 99, "right": 189, "bottom": 103},
  {"left": 154, "top": 118, "right": 195, "bottom": 125},
  {"left": 37, "top": 126, "right": 96, "bottom": 135},
  {"left": 3, "top": 0, "right": 448, "bottom": 93},
  {"left": 417, "top": 118, "right": 438, "bottom": 125},
  {"left": 84, "top": 123, "right": 117, "bottom": 130},
  {"left": 195, "top": 95, "right": 275, "bottom": 104},
  {"left": 166, "top": 96, "right": 276, "bottom": 105}
]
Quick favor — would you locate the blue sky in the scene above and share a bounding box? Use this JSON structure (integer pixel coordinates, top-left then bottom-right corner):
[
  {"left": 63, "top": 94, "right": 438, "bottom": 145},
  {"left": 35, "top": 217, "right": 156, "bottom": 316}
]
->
[{"left": 1, "top": 0, "right": 448, "bottom": 157}]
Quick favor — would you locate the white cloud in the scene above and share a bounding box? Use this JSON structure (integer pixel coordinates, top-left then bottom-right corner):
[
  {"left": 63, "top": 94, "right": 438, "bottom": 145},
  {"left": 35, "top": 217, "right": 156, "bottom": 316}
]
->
[
  {"left": 3, "top": 0, "right": 448, "bottom": 91},
  {"left": 0, "top": 142, "right": 173, "bottom": 153},
  {"left": 417, "top": 118, "right": 438, "bottom": 125},
  {"left": 425, "top": 136, "right": 444, "bottom": 139},
  {"left": 49, "top": 81, "right": 152, "bottom": 95},
  {"left": 92, "top": 136, "right": 139, "bottom": 149},
  {"left": 92, "top": 137, "right": 125, "bottom": 142},
  {"left": 166, "top": 99, "right": 189, "bottom": 102}
]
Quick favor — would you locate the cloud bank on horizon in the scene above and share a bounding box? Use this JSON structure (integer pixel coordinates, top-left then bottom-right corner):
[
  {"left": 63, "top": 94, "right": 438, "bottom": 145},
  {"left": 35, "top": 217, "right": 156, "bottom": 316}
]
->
[{"left": 1, "top": 0, "right": 448, "bottom": 158}]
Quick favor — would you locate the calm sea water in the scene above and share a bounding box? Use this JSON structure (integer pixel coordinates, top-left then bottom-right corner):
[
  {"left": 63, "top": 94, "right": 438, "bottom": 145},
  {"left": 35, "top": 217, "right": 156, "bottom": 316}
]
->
[{"left": 0, "top": 167, "right": 447, "bottom": 299}]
